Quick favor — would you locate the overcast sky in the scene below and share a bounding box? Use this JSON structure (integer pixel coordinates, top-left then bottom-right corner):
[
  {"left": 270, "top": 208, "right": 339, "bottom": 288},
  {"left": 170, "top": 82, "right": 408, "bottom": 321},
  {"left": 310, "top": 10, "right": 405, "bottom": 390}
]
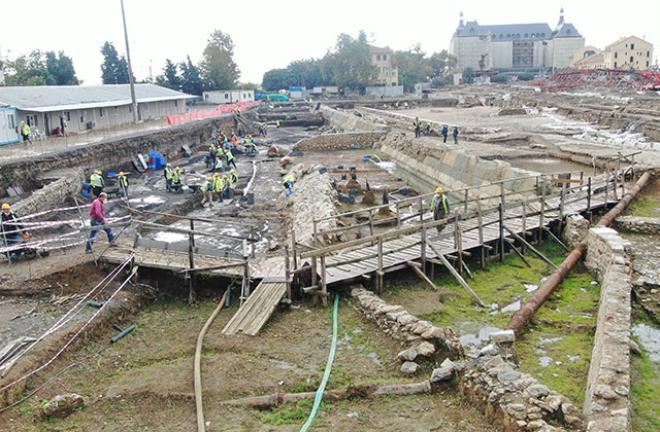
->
[{"left": 1, "top": 0, "right": 659, "bottom": 86}]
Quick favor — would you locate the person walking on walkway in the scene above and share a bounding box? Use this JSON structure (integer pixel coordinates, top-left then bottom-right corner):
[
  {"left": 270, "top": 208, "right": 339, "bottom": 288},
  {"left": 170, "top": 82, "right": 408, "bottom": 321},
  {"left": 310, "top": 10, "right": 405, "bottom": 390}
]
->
[
  {"left": 441, "top": 125, "right": 449, "bottom": 143},
  {"left": 453, "top": 126, "right": 459, "bottom": 145},
  {"left": 90, "top": 170, "right": 105, "bottom": 197},
  {"left": 85, "top": 192, "right": 115, "bottom": 253},
  {"left": 19, "top": 121, "right": 32, "bottom": 144},
  {"left": 430, "top": 186, "right": 450, "bottom": 235}
]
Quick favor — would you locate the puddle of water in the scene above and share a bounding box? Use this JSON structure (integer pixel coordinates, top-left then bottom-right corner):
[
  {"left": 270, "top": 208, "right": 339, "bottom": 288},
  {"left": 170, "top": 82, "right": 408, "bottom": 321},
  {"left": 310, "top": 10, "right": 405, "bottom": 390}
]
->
[
  {"left": 129, "top": 195, "right": 166, "bottom": 207},
  {"left": 458, "top": 325, "right": 502, "bottom": 351},
  {"left": 375, "top": 161, "right": 396, "bottom": 174},
  {"left": 525, "top": 284, "right": 538, "bottom": 293},
  {"left": 539, "top": 356, "right": 554, "bottom": 367},
  {"left": 633, "top": 323, "right": 660, "bottom": 362},
  {"left": 153, "top": 231, "right": 187, "bottom": 243},
  {"left": 509, "top": 157, "right": 596, "bottom": 175}
]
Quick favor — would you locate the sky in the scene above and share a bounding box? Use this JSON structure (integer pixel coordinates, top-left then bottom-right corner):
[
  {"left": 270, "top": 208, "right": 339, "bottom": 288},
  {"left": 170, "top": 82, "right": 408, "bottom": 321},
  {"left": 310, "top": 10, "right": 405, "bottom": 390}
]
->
[{"left": 1, "top": 0, "right": 659, "bottom": 86}]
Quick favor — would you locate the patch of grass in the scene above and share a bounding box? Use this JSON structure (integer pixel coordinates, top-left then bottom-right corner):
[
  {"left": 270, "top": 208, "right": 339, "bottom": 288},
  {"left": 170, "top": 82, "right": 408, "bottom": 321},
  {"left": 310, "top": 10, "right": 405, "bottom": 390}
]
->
[
  {"left": 631, "top": 336, "right": 660, "bottom": 432},
  {"left": 516, "top": 328, "right": 594, "bottom": 404},
  {"left": 260, "top": 399, "right": 313, "bottom": 425},
  {"left": 627, "top": 197, "right": 660, "bottom": 218},
  {"left": 535, "top": 271, "right": 598, "bottom": 325}
]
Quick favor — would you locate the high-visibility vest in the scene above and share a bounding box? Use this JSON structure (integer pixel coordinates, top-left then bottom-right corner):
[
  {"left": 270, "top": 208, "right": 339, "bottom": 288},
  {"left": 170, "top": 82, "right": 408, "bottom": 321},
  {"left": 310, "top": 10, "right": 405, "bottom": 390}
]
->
[
  {"left": 22, "top": 123, "right": 31, "bottom": 135},
  {"left": 165, "top": 167, "right": 173, "bottom": 180},
  {"left": 225, "top": 149, "right": 234, "bottom": 162},
  {"left": 230, "top": 172, "right": 238, "bottom": 186},
  {"left": 118, "top": 175, "right": 129, "bottom": 189},
  {"left": 284, "top": 174, "right": 295, "bottom": 184},
  {"left": 430, "top": 193, "right": 449, "bottom": 213},
  {"left": 90, "top": 173, "right": 104, "bottom": 188},
  {"left": 172, "top": 169, "right": 182, "bottom": 183},
  {"left": 202, "top": 181, "right": 213, "bottom": 192},
  {"left": 213, "top": 177, "right": 225, "bottom": 192}
]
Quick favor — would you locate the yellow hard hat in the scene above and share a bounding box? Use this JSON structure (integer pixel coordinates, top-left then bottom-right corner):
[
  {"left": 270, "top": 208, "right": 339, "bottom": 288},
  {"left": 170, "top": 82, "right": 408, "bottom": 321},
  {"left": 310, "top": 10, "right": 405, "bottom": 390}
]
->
[
  {"left": 95, "top": 169, "right": 102, "bottom": 175},
  {"left": 207, "top": 176, "right": 213, "bottom": 181},
  {"left": 435, "top": 187, "right": 445, "bottom": 193},
  {"left": 167, "top": 163, "right": 172, "bottom": 167},
  {"left": 118, "top": 171, "right": 125, "bottom": 176},
  {"left": 1, "top": 203, "right": 10, "bottom": 210}
]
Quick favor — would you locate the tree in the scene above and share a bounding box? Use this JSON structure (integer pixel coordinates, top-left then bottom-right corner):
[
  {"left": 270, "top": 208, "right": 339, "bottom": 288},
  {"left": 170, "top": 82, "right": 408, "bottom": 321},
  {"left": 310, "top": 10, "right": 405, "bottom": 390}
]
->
[
  {"left": 200, "top": 30, "right": 240, "bottom": 91},
  {"left": 322, "top": 31, "right": 376, "bottom": 90},
  {"left": 462, "top": 67, "right": 474, "bottom": 84},
  {"left": 262, "top": 68, "right": 293, "bottom": 91},
  {"left": 100, "top": 41, "right": 130, "bottom": 84},
  {"left": 429, "top": 50, "right": 457, "bottom": 78},
  {"left": 287, "top": 59, "right": 324, "bottom": 88},
  {"left": 46, "top": 51, "right": 79, "bottom": 85},
  {"left": 179, "top": 56, "right": 204, "bottom": 95},
  {"left": 156, "top": 59, "right": 182, "bottom": 90},
  {"left": 392, "top": 45, "right": 433, "bottom": 92}
]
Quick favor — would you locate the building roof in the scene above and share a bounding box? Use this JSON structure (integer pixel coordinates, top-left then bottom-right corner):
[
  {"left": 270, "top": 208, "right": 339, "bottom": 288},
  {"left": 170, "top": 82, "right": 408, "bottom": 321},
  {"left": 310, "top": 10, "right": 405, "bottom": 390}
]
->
[
  {"left": 455, "top": 21, "right": 553, "bottom": 40},
  {"left": 604, "top": 35, "right": 653, "bottom": 51},
  {"left": 553, "top": 23, "right": 582, "bottom": 38},
  {"left": 575, "top": 53, "right": 604, "bottom": 67},
  {"left": 0, "top": 84, "right": 194, "bottom": 113},
  {"left": 368, "top": 45, "right": 393, "bottom": 54}
]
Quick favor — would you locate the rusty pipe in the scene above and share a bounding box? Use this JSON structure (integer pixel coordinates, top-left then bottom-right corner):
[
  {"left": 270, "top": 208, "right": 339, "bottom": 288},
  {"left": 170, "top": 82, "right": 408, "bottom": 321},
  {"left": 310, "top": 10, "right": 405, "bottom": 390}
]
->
[{"left": 508, "top": 171, "right": 651, "bottom": 335}]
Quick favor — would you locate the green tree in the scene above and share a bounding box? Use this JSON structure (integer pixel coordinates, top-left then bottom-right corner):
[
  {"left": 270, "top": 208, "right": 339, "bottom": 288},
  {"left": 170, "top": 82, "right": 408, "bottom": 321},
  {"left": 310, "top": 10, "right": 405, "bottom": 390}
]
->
[
  {"left": 156, "top": 59, "right": 181, "bottom": 90},
  {"left": 261, "top": 68, "right": 293, "bottom": 91},
  {"left": 179, "top": 56, "right": 204, "bottom": 95},
  {"left": 429, "top": 50, "right": 457, "bottom": 78},
  {"left": 322, "top": 31, "right": 376, "bottom": 90},
  {"left": 100, "top": 41, "right": 130, "bottom": 84},
  {"left": 46, "top": 51, "right": 79, "bottom": 85},
  {"left": 392, "top": 45, "right": 433, "bottom": 92},
  {"left": 200, "top": 30, "right": 240, "bottom": 90},
  {"left": 4, "top": 50, "right": 51, "bottom": 86},
  {"left": 462, "top": 67, "right": 474, "bottom": 84},
  {"left": 287, "top": 59, "right": 324, "bottom": 88}
]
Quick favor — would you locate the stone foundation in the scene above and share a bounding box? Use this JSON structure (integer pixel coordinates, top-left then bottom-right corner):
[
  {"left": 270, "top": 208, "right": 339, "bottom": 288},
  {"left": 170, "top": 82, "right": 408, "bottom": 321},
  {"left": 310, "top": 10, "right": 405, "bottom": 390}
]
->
[
  {"left": 320, "top": 106, "right": 387, "bottom": 132},
  {"left": 292, "top": 170, "right": 337, "bottom": 246},
  {"left": 293, "top": 132, "right": 386, "bottom": 152},
  {"left": 351, "top": 287, "right": 462, "bottom": 368},
  {"left": 583, "top": 227, "right": 633, "bottom": 432},
  {"left": 13, "top": 169, "right": 84, "bottom": 215},
  {"left": 562, "top": 214, "right": 590, "bottom": 249},
  {"left": 614, "top": 215, "right": 660, "bottom": 235}
]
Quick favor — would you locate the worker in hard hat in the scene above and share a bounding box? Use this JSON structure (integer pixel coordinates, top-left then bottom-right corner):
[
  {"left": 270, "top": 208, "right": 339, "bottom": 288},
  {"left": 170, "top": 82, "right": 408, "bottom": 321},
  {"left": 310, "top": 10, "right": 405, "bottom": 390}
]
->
[
  {"left": 213, "top": 173, "right": 225, "bottom": 203},
  {"left": 89, "top": 170, "right": 105, "bottom": 197},
  {"left": 208, "top": 143, "right": 218, "bottom": 172},
  {"left": 283, "top": 173, "right": 296, "bottom": 196},
  {"left": 222, "top": 174, "right": 231, "bottom": 199},
  {"left": 1, "top": 203, "right": 24, "bottom": 256},
  {"left": 230, "top": 168, "right": 238, "bottom": 188},
  {"left": 245, "top": 134, "right": 257, "bottom": 154},
  {"left": 201, "top": 176, "right": 215, "bottom": 207},
  {"left": 164, "top": 163, "right": 174, "bottom": 192},
  {"left": 430, "top": 186, "right": 450, "bottom": 234},
  {"left": 224, "top": 147, "right": 237, "bottom": 169},
  {"left": 170, "top": 167, "right": 183, "bottom": 192},
  {"left": 117, "top": 172, "right": 129, "bottom": 199}
]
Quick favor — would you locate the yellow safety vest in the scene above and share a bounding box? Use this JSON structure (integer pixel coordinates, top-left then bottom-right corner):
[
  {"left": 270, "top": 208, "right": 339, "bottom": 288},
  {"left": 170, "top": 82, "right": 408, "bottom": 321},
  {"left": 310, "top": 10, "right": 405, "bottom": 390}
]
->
[
  {"left": 118, "top": 175, "right": 129, "bottom": 189},
  {"left": 90, "top": 173, "right": 103, "bottom": 188},
  {"left": 213, "top": 177, "right": 225, "bottom": 192},
  {"left": 22, "top": 123, "right": 31, "bottom": 135}
]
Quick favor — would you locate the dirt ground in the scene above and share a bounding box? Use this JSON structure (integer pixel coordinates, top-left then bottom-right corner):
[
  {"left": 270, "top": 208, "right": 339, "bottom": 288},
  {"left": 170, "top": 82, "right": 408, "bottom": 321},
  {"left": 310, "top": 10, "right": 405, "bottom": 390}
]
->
[{"left": 0, "top": 292, "right": 501, "bottom": 432}]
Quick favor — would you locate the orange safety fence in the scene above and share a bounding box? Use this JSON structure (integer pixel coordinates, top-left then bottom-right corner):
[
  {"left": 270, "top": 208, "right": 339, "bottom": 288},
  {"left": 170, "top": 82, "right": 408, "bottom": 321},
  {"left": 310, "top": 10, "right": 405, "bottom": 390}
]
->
[{"left": 166, "top": 101, "right": 262, "bottom": 125}]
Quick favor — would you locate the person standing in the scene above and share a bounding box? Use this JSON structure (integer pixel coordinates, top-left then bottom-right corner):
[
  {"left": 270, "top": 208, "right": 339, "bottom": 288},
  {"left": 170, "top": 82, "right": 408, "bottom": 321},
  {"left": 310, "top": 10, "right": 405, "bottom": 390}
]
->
[
  {"left": 213, "top": 173, "right": 225, "bottom": 203},
  {"left": 225, "top": 147, "right": 237, "bottom": 169},
  {"left": 413, "top": 117, "right": 421, "bottom": 138},
  {"left": 19, "top": 121, "right": 32, "bottom": 144},
  {"left": 89, "top": 170, "right": 105, "bottom": 197},
  {"left": 453, "top": 127, "right": 459, "bottom": 145},
  {"left": 441, "top": 125, "right": 449, "bottom": 143},
  {"left": 208, "top": 144, "right": 218, "bottom": 172},
  {"left": 117, "top": 172, "right": 129, "bottom": 199},
  {"left": 85, "top": 192, "right": 115, "bottom": 253},
  {"left": 430, "top": 187, "right": 450, "bottom": 234},
  {"left": 201, "top": 176, "right": 215, "bottom": 207},
  {"left": 164, "top": 163, "right": 174, "bottom": 191},
  {"left": 1, "top": 203, "right": 23, "bottom": 252}
]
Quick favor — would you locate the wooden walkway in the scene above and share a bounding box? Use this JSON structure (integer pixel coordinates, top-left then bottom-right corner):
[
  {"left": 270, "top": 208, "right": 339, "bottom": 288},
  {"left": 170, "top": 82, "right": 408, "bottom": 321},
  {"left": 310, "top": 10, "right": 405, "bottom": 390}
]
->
[{"left": 222, "top": 280, "right": 288, "bottom": 335}]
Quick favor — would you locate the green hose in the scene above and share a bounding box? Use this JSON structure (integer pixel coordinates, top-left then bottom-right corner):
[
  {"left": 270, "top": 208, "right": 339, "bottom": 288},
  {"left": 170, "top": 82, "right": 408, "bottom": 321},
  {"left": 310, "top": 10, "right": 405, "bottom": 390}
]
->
[{"left": 299, "top": 294, "right": 340, "bottom": 432}]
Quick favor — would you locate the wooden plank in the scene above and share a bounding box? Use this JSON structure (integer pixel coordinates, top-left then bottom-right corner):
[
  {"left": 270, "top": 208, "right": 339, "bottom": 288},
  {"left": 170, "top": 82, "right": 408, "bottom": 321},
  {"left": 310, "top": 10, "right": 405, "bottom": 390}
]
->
[{"left": 428, "top": 244, "right": 486, "bottom": 308}]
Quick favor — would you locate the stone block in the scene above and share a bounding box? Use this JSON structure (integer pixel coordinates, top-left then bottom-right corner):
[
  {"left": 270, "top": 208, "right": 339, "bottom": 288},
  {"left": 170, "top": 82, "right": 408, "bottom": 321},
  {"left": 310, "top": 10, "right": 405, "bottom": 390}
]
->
[{"left": 400, "top": 361, "right": 419, "bottom": 375}]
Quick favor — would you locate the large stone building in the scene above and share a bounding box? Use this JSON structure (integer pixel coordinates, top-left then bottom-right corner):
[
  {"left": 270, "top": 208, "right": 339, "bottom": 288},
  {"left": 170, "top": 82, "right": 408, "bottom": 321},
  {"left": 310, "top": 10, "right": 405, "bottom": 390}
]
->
[
  {"left": 368, "top": 45, "right": 399, "bottom": 86},
  {"left": 603, "top": 36, "right": 654, "bottom": 70},
  {"left": 450, "top": 9, "right": 585, "bottom": 71}
]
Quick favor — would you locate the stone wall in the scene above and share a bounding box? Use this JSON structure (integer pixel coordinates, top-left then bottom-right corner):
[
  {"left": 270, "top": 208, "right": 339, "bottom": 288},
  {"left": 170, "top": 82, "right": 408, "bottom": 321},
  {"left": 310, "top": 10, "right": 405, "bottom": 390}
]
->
[
  {"left": 293, "top": 132, "right": 386, "bottom": 152},
  {"left": 583, "top": 227, "right": 633, "bottom": 432},
  {"left": 292, "top": 170, "right": 337, "bottom": 246},
  {"left": 459, "top": 346, "right": 584, "bottom": 432},
  {"left": 562, "top": 214, "right": 590, "bottom": 249},
  {"left": 351, "top": 287, "right": 462, "bottom": 375},
  {"left": 12, "top": 169, "right": 84, "bottom": 215},
  {"left": 614, "top": 215, "right": 660, "bottom": 235},
  {"left": 320, "top": 105, "right": 387, "bottom": 132}
]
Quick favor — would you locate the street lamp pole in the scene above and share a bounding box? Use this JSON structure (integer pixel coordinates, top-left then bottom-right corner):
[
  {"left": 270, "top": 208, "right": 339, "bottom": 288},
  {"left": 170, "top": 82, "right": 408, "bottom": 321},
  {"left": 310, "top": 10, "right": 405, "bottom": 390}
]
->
[{"left": 120, "top": 0, "right": 138, "bottom": 124}]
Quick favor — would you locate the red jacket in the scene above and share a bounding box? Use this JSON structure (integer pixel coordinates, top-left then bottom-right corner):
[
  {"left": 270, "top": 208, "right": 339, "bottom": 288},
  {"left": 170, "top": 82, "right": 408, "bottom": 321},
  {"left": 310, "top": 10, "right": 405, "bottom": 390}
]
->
[{"left": 89, "top": 198, "right": 106, "bottom": 222}]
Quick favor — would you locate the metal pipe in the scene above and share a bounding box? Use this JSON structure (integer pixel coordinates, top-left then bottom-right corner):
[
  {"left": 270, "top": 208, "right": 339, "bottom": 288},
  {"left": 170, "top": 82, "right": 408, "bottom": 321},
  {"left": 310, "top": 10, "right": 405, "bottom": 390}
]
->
[{"left": 508, "top": 172, "right": 651, "bottom": 335}]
